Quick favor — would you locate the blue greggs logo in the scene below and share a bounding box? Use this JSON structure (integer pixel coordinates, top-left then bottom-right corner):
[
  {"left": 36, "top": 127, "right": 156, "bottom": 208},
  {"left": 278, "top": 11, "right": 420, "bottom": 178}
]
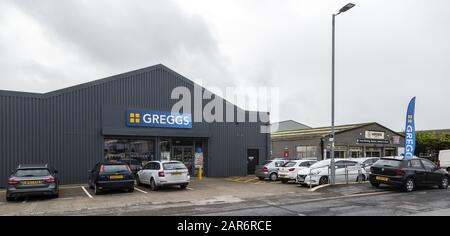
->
[{"left": 126, "top": 109, "right": 192, "bottom": 129}]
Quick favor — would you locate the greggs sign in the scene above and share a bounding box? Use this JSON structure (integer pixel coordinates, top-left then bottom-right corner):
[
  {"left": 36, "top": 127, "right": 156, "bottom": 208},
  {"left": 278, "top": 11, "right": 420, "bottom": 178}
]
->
[
  {"left": 126, "top": 109, "right": 192, "bottom": 129},
  {"left": 404, "top": 97, "right": 416, "bottom": 160}
]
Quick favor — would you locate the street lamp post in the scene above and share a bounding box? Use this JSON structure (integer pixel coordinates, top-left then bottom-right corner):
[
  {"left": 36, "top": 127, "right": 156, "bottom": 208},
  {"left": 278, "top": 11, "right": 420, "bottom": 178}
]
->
[{"left": 330, "top": 3, "right": 355, "bottom": 185}]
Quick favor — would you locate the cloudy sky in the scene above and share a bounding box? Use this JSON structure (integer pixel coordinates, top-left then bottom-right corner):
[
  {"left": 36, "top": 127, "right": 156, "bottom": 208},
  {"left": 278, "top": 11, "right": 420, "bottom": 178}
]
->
[{"left": 1, "top": 0, "right": 449, "bottom": 131}]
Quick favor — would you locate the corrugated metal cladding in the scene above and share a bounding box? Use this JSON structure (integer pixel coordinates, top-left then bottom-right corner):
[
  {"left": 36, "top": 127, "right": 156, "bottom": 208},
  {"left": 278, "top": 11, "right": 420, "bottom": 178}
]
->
[{"left": 0, "top": 64, "right": 269, "bottom": 186}]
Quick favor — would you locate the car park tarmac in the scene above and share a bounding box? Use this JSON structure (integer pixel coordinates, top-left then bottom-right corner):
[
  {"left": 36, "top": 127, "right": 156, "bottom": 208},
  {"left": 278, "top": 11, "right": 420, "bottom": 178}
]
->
[
  {"left": 0, "top": 177, "right": 327, "bottom": 215},
  {"left": 2, "top": 177, "right": 445, "bottom": 216}
]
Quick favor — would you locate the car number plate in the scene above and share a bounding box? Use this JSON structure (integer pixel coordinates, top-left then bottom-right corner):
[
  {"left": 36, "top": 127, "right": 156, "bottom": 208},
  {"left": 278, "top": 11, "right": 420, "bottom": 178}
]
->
[
  {"left": 172, "top": 172, "right": 182, "bottom": 176},
  {"left": 22, "top": 180, "right": 42, "bottom": 185},
  {"left": 376, "top": 176, "right": 389, "bottom": 182},
  {"left": 110, "top": 175, "right": 124, "bottom": 180}
]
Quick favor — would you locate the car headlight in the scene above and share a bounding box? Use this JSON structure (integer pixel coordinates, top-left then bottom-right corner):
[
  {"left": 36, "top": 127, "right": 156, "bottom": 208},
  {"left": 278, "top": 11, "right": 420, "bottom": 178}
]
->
[{"left": 310, "top": 170, "right": 321, "bottom": 175}]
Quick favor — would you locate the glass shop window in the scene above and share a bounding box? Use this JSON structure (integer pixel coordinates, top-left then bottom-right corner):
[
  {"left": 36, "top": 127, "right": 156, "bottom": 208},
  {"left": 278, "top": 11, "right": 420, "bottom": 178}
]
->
[{"left": 104, "top": 138, "right": 155, "bottom": 167}]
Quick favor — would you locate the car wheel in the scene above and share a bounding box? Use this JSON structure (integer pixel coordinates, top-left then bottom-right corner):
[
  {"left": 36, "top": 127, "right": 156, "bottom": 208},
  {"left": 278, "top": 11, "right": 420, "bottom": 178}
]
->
[
  {"left": 281, "top": 179, "right": 289, "bottom": 184},
  {"left": 301, "top": 184, "right": 308, "bottom": 187},
  {"left": 150, "top": 178, "right": 158, "bottom": 191},
  {"left": 94, "top": 184, "right": 102, "bottom": 195},
  {"left": 403, "top": 178, "right": 415, "bottom": 192},
  {"left": 88, "top": 179, "right": 94, "bottom": 189},
  {"left": 128, "top": 187, "right": 134, "bottom": 193},
  {"left": 6, "top": 196, "right": 14, "bottom": 202},
  {"left": 319, "top": 176, "right": 329, "bottom": 185},
  {"left": 370, "top": 181, "right": 380, "bottom": 188},
  {"left": 180, "top": 183, "right": 188, "bottom": 189},
  {"left": 439, "top": 176, "right": 449, "bottom": 189},
  {"left": 269, "top": 173, "right": 278, "bottom": 181},
  {"left": 258, "top": 177, "right": 265, "bottom": 181}
]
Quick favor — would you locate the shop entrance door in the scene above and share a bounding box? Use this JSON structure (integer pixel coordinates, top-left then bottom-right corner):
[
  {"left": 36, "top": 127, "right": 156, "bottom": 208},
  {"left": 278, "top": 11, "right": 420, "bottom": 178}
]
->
[
  {"left": 172, "top": 146, "right": 194, "bottom": 174},
  {"left": 247, "top": 149, "right": 259, "bottom": 175}
]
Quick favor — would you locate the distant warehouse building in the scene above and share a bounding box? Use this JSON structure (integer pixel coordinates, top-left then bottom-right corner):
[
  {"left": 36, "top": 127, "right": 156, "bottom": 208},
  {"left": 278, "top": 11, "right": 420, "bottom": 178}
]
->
[
  {"left": 271, "top": 122, "right": 404, "bottom": 160},
  {"left": 270, "top": 120, "right": 311, "bottom": 133},
  {"left": 0, "top": 64, "right": 270, "bottom": 187}
]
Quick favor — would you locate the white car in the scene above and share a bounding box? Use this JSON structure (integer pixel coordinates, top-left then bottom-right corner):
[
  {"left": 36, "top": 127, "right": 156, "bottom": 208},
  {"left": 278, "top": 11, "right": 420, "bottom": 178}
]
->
[
  {"left": 296, "top": 159, "right": 367, "bottom": 186},
  {"left": 352, "top": 157, "right": 380, "bottom": 174},
  {"left": 137, "top": 161, "right": 190, "bottom": 191},
  {"left": 278, "top": 160, "right": 317, "bottom": 183}
]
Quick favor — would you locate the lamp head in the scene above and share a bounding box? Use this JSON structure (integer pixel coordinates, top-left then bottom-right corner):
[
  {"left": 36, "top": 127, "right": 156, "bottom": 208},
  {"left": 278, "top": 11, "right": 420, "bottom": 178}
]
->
[{"left": 339, "top": 3, "right": 355, "bottom": 13}]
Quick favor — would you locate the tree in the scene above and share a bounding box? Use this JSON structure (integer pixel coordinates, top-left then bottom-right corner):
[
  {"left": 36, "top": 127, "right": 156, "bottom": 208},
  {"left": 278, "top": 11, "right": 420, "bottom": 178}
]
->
[{"left": 415, "top": 130, "right": 450, "bottom": 156}]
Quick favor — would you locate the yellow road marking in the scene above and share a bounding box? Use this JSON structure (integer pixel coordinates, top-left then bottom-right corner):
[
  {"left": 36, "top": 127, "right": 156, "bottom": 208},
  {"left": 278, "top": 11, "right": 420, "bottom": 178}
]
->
[
  {"left": 225, "top": 176, "right": 264, "bottom": 184},
  {"left": 244, "top": 178, "right": 258, "bottom": 183}
]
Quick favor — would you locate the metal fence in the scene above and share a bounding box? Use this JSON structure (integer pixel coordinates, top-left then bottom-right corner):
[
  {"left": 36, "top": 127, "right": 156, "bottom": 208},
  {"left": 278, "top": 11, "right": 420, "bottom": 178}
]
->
[{"left": 304, "top": 165, "right": 366, "bottom": 190}]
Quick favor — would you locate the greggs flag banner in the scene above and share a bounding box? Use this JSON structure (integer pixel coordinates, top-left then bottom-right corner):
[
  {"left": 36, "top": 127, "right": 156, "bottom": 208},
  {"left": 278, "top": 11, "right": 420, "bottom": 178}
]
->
[{"left": 404, "top": 97, "right": 416, "bottom": 159}]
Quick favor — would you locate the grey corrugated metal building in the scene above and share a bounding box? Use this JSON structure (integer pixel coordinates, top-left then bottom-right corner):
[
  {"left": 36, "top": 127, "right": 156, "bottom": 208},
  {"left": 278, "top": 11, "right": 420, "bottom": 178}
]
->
[
  {"left": 272, "top": 122, "right": 404, "bottom": 160},
  {"left": 0, "top": 64, "right": 269, "bottom": 187}
]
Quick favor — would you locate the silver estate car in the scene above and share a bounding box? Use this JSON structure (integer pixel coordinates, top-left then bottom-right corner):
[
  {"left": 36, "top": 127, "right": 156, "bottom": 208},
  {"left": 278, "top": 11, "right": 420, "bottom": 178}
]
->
[
  {"left": 255, "top": 159, "right": 288, "bottom": 181},
  {"left": 137, "top": 161, "right": 190, "bottom": 191}
]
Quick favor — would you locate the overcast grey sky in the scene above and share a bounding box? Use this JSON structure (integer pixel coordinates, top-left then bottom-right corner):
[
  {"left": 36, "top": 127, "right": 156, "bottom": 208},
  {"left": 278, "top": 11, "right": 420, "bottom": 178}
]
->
[{"left": 1, "top": 0, "right": 449, "bottom": 131}]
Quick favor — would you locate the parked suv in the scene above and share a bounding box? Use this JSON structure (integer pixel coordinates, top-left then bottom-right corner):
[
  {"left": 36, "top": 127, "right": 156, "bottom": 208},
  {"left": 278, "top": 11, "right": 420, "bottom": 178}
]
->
[
  {"left": 6, "top": 164, "right": 59, "bottom": 201},
  {"left": 88, "top": 161, "right": 135, "bottom": 195},
  {"left": 369, "top": 157, "right": 450, "bottom": 192},
  {"left": 255, "top": 159, "right": 289, "bottom": 181},
  {"left": 137, "top": 161, "right": 190, "bottom": 191}
]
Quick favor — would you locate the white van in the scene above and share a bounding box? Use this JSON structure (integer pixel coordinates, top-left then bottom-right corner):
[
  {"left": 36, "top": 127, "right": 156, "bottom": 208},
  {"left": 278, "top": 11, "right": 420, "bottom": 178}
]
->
[{"left": 439, "top": 150, "right": 450, "bottom": 171}]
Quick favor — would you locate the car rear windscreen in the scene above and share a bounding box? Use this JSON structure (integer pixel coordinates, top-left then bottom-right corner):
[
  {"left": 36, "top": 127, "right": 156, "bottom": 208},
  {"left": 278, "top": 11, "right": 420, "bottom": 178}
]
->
[
  {"left": 15, "top": 169, "right": 50, "bottom": 177},
  {"left": 283, "top": 162, "right": 297, "bottom": 167},
  {"left": 262, "top": 160, "right": 272, "bottom": 165},
  {"left": 374, "top": 159, "right": 402, "bottom": 168},
  {"left": 103, "top": 165, "right": 130, "bottom": 173},
  {"left": 163, "top": 162, "right": 187, "bottom": 170}
]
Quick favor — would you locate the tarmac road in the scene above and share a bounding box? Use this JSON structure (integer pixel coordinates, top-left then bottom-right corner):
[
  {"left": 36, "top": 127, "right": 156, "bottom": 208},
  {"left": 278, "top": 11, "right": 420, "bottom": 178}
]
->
[{"left": 89, "top": 187, "right": 450, "bottom": 216}]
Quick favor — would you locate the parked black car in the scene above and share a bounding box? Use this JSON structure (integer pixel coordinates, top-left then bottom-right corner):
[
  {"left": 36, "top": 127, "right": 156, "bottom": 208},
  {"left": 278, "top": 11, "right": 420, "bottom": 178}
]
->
[
  {"left": 88, "top": 161, "right": 135, "bottom": 195},
  {"left": 369, "top": 157, "right": 450, "bottom": 192},
  {"left": 6, "top": 164, "right": 59, "bottom": 201}
]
